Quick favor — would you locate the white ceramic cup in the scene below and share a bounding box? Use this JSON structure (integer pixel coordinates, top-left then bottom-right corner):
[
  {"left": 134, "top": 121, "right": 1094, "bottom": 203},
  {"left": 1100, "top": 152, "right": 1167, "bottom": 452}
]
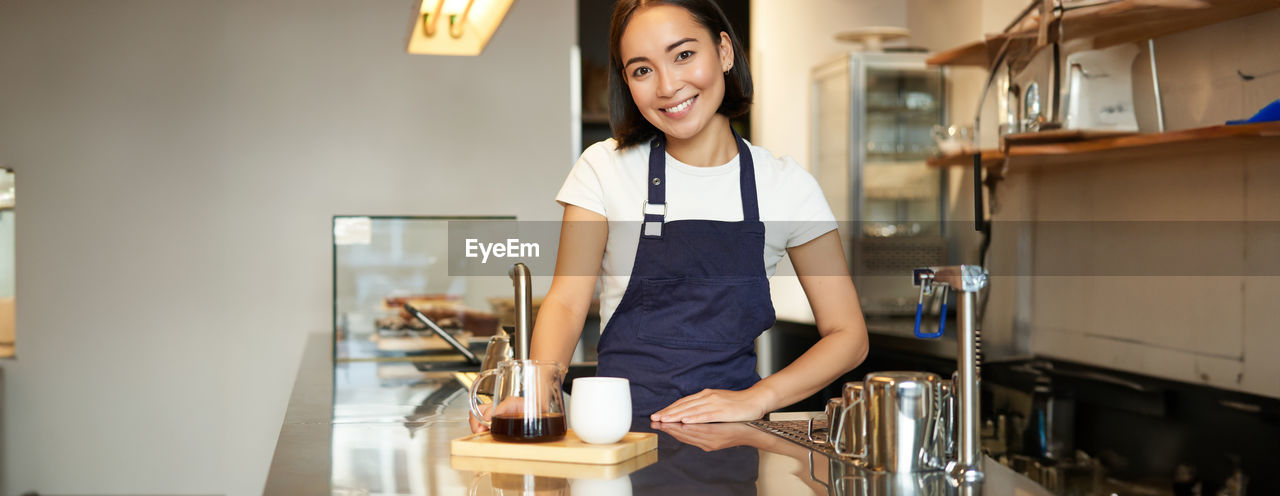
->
[
  {"left": 568, "top": 377, "right": 631, "bottom": 445},
  {"left": 571, "top": 475, "right": 632, "bottom": 496}
]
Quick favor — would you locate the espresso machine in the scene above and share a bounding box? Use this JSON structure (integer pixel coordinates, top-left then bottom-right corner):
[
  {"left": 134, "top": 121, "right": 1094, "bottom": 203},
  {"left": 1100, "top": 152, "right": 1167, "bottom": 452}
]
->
[
  {"left": 752, "top": 265, "right": 1005, "bottom": 494},
  {"left": 846, "top": 265, "right": 987, "bottom": 481},
  {"left": 910, "top": 265, "right": 988, "bottom": 483}
]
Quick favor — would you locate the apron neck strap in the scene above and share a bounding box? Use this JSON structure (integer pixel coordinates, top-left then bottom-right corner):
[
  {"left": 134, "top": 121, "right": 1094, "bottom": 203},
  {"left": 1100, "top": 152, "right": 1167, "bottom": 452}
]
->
[
  {"left": 645, "top": 130, "right": 761, "bottom": 232},
  {"left": 732, "top": 129, "right": 760, "bottom": 222}
]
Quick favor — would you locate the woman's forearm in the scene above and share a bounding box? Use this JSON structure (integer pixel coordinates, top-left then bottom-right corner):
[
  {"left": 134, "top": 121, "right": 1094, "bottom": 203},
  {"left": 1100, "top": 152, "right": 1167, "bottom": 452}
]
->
[
  {"left": 529, "top": 205, "right": 607, "bottom": 367},
  {"left": 749, "top": 231, "right": 870, "bottom": 412},
  {"left": 748, "top": 326, "right": 868, "bottom": 412},
  {"left": 528, "top": 293, "right": 588, "bottom": 367}
]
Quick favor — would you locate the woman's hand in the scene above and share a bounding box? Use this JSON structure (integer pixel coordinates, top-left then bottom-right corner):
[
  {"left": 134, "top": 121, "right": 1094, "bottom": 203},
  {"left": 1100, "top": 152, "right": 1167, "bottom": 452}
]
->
[
  {"left": 650, "top": 387, "right": 773, "bottom": 424},
  {"left": 651, "top": 421, "right": 771, "bottom": 451},
  {"left": 468, "top": 396, "right": 526, "bottom": 434},
  {"left": 468, "top": 402, "right": 491, "bottom": 434}
]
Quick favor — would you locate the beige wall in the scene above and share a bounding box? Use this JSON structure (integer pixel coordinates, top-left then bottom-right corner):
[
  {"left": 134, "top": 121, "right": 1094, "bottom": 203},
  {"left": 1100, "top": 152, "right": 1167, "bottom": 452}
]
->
[
  {"left": 749, "top": 0, "right": 908, "bottom": 169},
  {"left": 0, "top": 0, "right": 575, "bottom": 494}
]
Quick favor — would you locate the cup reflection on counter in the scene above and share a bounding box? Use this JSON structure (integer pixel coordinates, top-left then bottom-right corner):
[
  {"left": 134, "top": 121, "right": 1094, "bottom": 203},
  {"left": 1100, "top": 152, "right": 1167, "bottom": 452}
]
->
[
  {"left": 570, "top": 475, "right": 632, "bottom": 496},
  {"left": 468, "top": 473, "right": 633, "bottom": 496},
  {"left": 471, "top": 473, "right": 569, "bottom": 496}
]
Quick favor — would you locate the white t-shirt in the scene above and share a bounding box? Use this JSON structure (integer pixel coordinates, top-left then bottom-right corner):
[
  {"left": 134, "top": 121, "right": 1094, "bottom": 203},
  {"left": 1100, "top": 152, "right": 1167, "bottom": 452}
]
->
[{"left": 555, "top": 138, "right": 838, "bottom": 331}]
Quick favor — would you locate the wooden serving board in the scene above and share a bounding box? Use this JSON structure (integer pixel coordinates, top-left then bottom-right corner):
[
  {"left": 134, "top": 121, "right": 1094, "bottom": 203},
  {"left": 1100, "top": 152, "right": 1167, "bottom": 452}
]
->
[
  {"left": 451, "top": 449, "right": 658, "bottom": 480},
  {"left": 451, "top": 430, "right": 657, "bottom": 465}
]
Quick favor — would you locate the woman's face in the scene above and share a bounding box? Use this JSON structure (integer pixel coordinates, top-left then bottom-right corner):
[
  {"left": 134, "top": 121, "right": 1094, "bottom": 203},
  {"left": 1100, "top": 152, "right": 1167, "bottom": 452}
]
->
[{"left": 619, "top": 4, "right": 733, "bottom": 142}]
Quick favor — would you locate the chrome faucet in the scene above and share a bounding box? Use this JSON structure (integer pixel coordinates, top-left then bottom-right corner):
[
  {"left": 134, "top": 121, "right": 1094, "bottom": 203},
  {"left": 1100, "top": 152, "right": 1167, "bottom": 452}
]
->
[
  {"left": 913, "top": 265, "right": 988, "bottom": 483},
  {"left": 509, "top": 263, "right": 533, "bottom": 360}
]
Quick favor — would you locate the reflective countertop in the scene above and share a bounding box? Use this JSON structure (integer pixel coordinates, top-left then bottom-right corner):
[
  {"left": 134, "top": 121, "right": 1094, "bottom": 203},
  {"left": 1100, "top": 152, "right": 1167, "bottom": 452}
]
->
[{"left": 265, "top": 333, "right": 1054, "bottom": 496}]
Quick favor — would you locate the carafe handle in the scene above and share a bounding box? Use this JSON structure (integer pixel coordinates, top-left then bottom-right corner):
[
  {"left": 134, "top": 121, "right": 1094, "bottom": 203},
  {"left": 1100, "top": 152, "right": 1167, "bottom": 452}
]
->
[
  {"left": 468, "top": 472, "right": 488, "bottom": 496},
  {"left": 468, "top": 368, "right": 499, "bottom": 428}
]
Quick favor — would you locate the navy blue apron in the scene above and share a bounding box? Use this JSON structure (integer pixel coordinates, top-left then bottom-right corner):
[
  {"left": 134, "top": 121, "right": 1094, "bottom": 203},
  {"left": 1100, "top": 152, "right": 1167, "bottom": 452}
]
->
[{"left": 596, "top": 131, "right": 777, "bottom": 416}]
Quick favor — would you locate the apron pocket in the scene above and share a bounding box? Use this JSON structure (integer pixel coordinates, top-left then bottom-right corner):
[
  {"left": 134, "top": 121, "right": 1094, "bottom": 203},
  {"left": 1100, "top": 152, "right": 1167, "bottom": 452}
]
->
[{"left": 637, "top": 276, "right": 775, "bottom": 350}]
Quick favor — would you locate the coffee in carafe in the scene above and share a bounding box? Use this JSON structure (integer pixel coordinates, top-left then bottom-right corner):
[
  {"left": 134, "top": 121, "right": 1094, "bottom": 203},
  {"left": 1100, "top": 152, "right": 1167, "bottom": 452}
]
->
[
  {"left": 490, "top": 413, "right": 567, "bottom": 443},
  {"left": 468, "top": 359, "right": 567, "bottom": 443}
]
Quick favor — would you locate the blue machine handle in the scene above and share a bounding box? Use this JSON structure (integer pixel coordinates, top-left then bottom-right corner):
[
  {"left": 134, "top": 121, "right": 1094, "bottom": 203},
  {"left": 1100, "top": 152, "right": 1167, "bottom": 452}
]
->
[{"left": 914, "top": 296, "right": 947, "bottom": 339}]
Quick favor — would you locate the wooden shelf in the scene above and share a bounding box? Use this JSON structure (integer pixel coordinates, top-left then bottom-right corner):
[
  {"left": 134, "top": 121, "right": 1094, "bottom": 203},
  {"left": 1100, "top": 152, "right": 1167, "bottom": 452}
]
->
[
  {"left": 926, "top": 121, "right": 1280, "bottom": 171},
  {"left": 1002, "top": 129, "right": 1136, "bottom": 145},
  {"left": 926, "top": 39, "right": 997, "bottom": 67},
  {"left": 1053, "top": 0, "right": 1277, "bottom": 49},
  {"left": 1005, "top": 121, "right": 1280, "bottom": 168},
  {"left": 927, "top": 0, "right": 1280, "bottom": 67},
  {"left": 926, "top": 149, "right": 1005, "bottom": 168}
]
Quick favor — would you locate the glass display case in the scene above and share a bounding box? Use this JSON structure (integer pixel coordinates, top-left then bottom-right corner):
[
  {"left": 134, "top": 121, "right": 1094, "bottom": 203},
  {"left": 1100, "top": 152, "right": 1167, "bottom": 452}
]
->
[
  {"left": 333, "top": 216, "right": 518, "bottom": 365},
  {"left": 811, "top": 51, "right": 949, "bottom": 316}
]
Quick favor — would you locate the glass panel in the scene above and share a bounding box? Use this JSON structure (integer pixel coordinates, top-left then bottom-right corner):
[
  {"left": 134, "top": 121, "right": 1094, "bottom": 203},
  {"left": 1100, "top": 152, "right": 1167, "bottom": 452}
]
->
[
  {"left": 853, "top": 65, "right": 947, "bottom": 318},
  {"left": 862, "top": 67, "right": 944, "bottom": 235},
  {"left": 333, "top": 216, "right": 516, "bottom": 365},
  {"left": 0, "top": 169, "right": 13, "bottom": 358}
]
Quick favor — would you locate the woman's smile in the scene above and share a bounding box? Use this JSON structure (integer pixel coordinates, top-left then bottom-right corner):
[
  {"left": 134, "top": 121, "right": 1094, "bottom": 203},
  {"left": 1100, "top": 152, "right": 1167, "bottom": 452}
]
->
[{"left": 660, "top": 95, "right": 698, "bottom": 118}]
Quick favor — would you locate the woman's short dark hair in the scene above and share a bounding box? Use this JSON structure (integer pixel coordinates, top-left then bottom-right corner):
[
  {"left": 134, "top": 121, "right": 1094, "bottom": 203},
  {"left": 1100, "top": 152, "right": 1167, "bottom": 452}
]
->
[{"left": 608, "top": 0, "right": 752, "bottom": 149}]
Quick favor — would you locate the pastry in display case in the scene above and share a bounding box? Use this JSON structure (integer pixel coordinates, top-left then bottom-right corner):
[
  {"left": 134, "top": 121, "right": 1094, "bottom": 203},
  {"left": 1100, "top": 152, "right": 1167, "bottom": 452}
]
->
[
  {"left": 332, "top": 216, "right": 513, "bottom": 363},
  {"left": 375, "top": 294, "right": 499, "bottom": 336}
]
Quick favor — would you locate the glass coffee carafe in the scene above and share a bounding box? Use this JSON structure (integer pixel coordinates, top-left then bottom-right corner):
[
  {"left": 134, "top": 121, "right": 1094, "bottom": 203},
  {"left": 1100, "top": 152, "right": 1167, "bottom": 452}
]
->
[{"left": 469, "top": 359, "right": 567, "bottom": 443}]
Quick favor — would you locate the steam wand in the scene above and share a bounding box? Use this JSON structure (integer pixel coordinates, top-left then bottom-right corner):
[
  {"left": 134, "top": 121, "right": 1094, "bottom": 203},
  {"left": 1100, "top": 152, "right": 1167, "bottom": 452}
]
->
[{"left": 913, "top": 265, "right": 989, "bottom": 483}]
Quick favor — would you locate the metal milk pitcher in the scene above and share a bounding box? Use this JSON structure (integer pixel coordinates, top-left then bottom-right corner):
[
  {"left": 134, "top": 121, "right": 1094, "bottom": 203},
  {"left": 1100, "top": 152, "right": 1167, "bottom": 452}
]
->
[
  {"left": 861, "top": 371, "right": 947, "bottom": 472},
  {"left": 832, "top": 382, "right": 867, "bottom": 460}
]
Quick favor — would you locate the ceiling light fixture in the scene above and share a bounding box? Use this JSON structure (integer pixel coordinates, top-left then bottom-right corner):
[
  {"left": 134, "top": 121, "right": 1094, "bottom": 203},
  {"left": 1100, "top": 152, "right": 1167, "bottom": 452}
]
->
[{"left": 407, "top": 0, "right": 516, "bottom": 56}]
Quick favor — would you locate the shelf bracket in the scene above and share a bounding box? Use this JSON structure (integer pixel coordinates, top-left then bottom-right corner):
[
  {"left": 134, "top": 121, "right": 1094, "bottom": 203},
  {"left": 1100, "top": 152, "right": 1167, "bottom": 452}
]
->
[{"left": 974, "top": 153, "right": 986, "bottom": 232}]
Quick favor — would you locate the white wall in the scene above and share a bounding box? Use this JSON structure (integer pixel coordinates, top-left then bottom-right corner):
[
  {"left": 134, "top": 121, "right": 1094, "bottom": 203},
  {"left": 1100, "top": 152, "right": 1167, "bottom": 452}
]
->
[
  {"left": 0, "top": 0, "right": 575, "bottom": 494},
  {"left": 904, "top": 0, "right": 1280, "bottom": 399},
  {"left": 1010, "top": 10, "right": 1280, "bottom": 399},
  {"left": 749, "top": 0, "right": 908, "bottom": 168}
]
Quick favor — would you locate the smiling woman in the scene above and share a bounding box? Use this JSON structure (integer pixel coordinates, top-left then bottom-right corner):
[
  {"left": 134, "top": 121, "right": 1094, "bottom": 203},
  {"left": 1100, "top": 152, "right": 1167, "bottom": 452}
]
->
[{"left": 465, "top": 0, "right": 872, "bottom": 431}]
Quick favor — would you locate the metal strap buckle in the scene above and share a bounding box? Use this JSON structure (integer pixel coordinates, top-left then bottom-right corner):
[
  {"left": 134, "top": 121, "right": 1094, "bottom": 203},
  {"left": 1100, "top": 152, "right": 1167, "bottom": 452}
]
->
[{"left": 642, "top": 201, "right": 666, "bottom": 216}]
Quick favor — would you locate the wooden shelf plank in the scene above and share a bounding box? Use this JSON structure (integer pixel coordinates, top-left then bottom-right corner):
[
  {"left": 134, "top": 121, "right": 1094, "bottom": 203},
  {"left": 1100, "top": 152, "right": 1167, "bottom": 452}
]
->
[
  {"left": 1003, "top": 129, "right": 1137, "bottom": 145},
  {"left": 927, "top": 0, "right": 1280, "bottom": 67},
  {"left": 924, "top": 121, "right": 1280, "bottom": 171},
  {"left": 926, "top": 40, "right": 989, "bottom": 67},
  {"left": 1005, "top": 121, "right": 1280, "bottom": 168},
  {"left": 926, "top": 149, "right": 1005, "bottom": 168},
  {"left": 1054, "top": 0, "right": 1279, "bottom": 49}
]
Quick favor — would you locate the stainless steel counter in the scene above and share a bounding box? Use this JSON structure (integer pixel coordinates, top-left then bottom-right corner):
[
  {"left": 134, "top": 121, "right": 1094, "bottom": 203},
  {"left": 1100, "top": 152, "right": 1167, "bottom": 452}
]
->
[{"left": 266, "top": 333, "right": 1054, "bottom": 495}]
